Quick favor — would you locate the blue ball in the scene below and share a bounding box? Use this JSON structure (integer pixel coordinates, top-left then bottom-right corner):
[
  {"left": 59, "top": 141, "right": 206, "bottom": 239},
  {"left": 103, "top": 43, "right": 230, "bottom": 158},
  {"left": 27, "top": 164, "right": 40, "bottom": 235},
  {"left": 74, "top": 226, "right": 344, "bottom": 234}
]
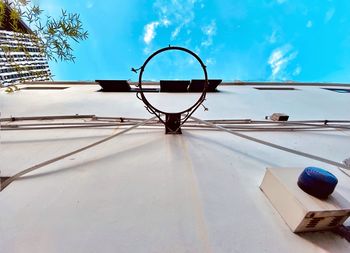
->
[{"left": 297, "top": 167, "right": 338, "bottom": 199}]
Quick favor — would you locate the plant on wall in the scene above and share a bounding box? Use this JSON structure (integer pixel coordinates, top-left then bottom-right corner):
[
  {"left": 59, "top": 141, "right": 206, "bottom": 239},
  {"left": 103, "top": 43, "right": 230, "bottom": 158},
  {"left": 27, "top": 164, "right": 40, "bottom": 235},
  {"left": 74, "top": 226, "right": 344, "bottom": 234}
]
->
[{"left": 0, "top": 0, "right": 88, "bottom": 87}]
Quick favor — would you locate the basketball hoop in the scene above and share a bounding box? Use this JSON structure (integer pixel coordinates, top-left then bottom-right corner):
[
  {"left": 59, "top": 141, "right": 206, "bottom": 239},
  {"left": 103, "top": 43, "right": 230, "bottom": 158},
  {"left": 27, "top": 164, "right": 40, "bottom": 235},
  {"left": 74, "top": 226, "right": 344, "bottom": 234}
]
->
[{"left": 135, "top": 46, "right": 208, "bottom": 134}]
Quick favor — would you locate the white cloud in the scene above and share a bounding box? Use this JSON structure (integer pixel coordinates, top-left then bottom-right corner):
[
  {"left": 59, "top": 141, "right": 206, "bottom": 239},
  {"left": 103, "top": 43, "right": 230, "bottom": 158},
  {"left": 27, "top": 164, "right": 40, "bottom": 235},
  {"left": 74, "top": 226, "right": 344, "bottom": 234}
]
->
[
  {"left": 86, "top": 1, "right": 94, "bottom": 9},
  {"left": 142, "top": 0, "right": 200, "bottom": 50},
  {"left": 144, "top": 21, "right": 160, "bottom": 45},
  {"left": 205, "top": 58, "right": 216, "bottom": 66},
  {"left": 268, "top": 30, "right": 277, "bottom": 44},
  {"left": 143, "top": 18, "right": 170, "bottom": 45},
  {"left": 293, "top": 66, "right": 302, "bottom": 76},
  {"left": 161, "top": 18, "right": 171, "bottom": 27},
  {"left": 160, "top": 0, "right": 197, "bottom": 39},
  {"left": 202, "top": 20, "right": 216, "bottom": 36},
  {"left": 306, "top": 20, "right": 313, "bottom": 28},
  {"left": 268, "top": 44, "right": 298, "bottom": 80},
  {"left": 194, "top": 46, "right": 201, "bottom": 55},
  {"left": 325, "top": 8, "right": 335, "bottom": 23},
  {"left": 171, "top": 26, "right": 182, "bottom": 40},
  {"left": 142, "top": 0, "right": 217, "bottom": 55},
  {"left": 276, "top": 0, "right": 287, "bottom": 4},
  {"left": 201, "top": 20, "right": 217, "bottom": 47},
  {"left": 187, "top": 57, "right": 195, "bottom": 65}
]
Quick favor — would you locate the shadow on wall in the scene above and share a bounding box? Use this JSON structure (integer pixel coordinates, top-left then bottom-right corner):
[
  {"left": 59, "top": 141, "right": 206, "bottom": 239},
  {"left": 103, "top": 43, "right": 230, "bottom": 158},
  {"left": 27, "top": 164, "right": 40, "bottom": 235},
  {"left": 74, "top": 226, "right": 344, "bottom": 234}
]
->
[{"left": 299, "top": 228, "right": 350, "bottom": 253}]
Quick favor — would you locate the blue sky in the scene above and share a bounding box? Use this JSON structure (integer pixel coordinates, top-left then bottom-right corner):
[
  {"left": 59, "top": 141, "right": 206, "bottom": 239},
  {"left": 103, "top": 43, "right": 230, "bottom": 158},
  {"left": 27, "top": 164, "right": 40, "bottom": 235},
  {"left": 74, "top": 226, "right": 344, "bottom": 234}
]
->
[{"left": 40, "top": 0, "right": 350, "bottom": 82}]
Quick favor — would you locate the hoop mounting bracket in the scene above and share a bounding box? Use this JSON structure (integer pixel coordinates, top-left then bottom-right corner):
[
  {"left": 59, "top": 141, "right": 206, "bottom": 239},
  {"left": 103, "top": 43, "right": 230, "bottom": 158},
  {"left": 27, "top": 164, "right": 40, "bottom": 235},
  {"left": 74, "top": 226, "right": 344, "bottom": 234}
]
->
[{"left": 165, "top": 113, "right": 182, "bottom": 134}]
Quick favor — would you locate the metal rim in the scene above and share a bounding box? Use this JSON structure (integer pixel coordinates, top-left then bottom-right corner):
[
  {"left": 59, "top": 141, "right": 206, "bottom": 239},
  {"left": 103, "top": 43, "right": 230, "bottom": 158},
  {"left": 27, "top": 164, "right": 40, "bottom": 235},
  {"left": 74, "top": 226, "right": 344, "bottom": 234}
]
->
[{"left": 138, "top": 46, "right": 208, "bottom": 115}]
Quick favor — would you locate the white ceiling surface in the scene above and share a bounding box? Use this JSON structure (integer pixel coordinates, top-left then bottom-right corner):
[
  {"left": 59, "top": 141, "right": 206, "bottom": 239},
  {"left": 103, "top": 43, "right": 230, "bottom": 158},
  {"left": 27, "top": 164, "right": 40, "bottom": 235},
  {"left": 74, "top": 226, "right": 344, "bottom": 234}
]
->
[{"left": 1, "top": 84, "right": 350, "bottom": 252}]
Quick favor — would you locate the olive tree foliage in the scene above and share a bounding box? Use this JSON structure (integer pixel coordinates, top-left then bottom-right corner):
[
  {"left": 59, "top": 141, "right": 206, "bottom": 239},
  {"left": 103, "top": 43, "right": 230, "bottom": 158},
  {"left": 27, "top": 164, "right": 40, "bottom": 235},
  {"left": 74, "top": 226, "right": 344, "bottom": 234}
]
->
[{"left": 0, "top": 0, "right": 88, "bottom": 88}]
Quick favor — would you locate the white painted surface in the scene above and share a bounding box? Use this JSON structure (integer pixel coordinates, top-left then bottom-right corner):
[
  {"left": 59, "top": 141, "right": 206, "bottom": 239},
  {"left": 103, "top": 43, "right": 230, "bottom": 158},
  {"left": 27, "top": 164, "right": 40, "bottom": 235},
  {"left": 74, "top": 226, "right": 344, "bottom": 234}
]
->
[{"left": 1, "top": 83, "right": 350, "bottom": 252}]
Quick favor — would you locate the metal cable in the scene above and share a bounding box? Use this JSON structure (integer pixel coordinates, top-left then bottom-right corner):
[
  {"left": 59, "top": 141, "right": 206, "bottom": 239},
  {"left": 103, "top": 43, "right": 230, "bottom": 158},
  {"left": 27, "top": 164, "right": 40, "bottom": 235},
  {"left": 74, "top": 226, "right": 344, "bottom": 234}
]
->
[
  {"left": 0, "top": 116, "right": 157, "bottom": 191},
  {"left": 190, "top": 116, "right": 349, "bottom": 170}
]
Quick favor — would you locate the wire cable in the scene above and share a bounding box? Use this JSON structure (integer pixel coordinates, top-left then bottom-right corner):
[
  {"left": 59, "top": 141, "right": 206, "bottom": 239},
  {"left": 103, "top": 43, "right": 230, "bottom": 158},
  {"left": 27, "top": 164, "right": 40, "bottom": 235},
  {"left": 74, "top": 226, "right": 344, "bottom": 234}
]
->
[
  {"left": 0, "top": 116, "right": 157, "bottom": 191},
  {"left": 190, "top": 116, "right": 349, "bottom": 170}
]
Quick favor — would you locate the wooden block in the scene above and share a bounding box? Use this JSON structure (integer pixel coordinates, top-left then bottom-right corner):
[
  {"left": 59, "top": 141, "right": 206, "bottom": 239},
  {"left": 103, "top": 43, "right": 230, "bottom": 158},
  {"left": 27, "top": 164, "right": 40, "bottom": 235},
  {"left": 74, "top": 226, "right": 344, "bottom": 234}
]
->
[{"left": 260, "top": 168, "right": 350, "bottom": 232}]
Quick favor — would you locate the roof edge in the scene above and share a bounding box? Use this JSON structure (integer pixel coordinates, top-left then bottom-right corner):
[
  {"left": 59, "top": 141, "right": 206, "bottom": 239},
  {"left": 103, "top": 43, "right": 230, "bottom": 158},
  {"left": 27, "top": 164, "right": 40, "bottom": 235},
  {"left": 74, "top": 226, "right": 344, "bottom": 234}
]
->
[{"left": 19, "top": 80, "right": 350, "bottom": 88}]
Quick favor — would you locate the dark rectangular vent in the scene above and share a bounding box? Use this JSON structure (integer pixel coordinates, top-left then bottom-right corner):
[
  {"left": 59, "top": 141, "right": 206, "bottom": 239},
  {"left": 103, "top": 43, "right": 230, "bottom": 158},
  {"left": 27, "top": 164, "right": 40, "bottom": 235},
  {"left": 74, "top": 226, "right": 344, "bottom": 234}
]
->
[
  {"left": 328, "top": 216, "right": 344, "bottom": 227},
  {"left": 96, "top": 80, "right": 131, "bottom": 92},
  {"left": 323, "top": 88, "right": 350, "bottom": 93},
  {"left": 254, "top": 87, "right": 297, "bottom": 90},
  {"left": 21, "top": 86, "right": 68, "bottom": 90},
  {"left": 188, "top": 79, "right": 222, "bottom": 92},
  {"left": 160, "top": 80, "right": 190, "bottom": 92},
  {"left": 306, "top": 217, "right": 324, "bottom": 228}
]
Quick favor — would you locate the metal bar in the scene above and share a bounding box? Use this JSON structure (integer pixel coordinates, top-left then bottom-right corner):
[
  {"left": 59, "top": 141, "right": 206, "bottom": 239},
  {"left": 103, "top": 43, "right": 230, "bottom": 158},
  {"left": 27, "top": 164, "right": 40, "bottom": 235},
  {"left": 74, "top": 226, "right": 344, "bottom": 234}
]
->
[
  {"left": 0, "top": 123, "right": 341, "bottom": 131},
  {"left": 0, "top": 114, "right": 95, "bottom": 122},
  {"left": 1, "top": 122, "right": 130, "bottom": 127}
]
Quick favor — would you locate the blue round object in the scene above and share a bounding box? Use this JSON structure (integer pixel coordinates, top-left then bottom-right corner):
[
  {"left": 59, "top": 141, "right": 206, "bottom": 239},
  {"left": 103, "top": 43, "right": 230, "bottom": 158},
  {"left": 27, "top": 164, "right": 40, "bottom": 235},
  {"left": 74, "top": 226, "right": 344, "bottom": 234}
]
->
[{"left": 297, "top": 167, "right": 338, "bottom": 199}]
